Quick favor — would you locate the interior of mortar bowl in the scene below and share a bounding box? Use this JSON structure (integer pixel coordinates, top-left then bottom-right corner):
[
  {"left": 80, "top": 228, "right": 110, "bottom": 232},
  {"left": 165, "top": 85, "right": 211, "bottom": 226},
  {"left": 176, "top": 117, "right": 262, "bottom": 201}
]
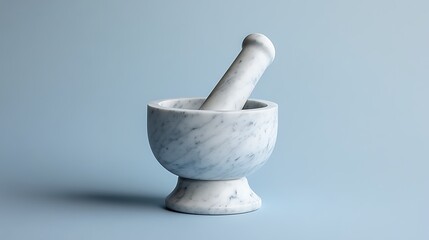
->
[{"left": 158, "top": 98, "right": 268, "bottom": 110}]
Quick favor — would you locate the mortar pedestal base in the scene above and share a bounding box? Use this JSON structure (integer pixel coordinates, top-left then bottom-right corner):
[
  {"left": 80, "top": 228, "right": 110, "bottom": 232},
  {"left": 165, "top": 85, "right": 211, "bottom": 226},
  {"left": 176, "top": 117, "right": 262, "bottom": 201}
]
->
[{"left": 165, "top": 177, "right": 261, "bottom": 215}]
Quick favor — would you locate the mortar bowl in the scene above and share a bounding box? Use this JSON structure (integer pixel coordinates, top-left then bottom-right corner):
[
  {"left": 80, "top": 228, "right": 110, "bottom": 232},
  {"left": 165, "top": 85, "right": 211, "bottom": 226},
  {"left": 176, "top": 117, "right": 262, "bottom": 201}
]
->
[{"left": 147, "top": 97, "right": 278, "bottom": 214}]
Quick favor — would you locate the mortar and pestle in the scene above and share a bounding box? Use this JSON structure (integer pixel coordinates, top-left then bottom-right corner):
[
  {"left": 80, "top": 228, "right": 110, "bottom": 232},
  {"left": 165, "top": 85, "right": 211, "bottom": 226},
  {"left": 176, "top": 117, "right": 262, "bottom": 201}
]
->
[{"left": 148, "top": 33, "right": 278, "bottom": 215}]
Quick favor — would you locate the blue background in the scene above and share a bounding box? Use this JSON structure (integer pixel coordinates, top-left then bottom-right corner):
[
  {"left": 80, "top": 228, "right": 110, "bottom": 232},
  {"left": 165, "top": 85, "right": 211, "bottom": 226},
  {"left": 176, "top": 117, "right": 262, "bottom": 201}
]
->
[{"left": 1, "top": 0, "right": 428, "bottom": 239}]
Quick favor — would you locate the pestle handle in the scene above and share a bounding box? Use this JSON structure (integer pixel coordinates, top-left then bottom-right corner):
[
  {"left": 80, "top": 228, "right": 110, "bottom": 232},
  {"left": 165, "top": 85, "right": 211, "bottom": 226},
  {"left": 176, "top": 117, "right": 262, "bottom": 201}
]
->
[{"left": 199, "top": 33, "right": 275, "bottom": 111}]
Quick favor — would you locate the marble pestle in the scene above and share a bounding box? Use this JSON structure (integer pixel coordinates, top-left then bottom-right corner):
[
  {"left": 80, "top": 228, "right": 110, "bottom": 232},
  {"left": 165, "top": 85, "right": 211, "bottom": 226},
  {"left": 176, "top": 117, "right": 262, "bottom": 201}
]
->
[{"left": 199, "top": 33, "right": 275, "bottom": 111}]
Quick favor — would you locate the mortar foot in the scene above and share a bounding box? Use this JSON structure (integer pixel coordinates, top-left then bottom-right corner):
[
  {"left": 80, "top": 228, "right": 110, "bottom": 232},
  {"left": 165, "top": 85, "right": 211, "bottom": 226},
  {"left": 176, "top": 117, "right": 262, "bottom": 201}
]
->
[{"left": 165, "top": 177, "right": 261, "bottom": 215}]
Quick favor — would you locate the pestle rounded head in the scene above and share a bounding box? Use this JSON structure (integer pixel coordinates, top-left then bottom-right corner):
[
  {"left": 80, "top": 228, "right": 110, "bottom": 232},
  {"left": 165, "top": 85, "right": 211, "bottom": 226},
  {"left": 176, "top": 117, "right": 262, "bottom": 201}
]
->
[{"left": 242, "top": 33, "right": 276, "bottom": 63}]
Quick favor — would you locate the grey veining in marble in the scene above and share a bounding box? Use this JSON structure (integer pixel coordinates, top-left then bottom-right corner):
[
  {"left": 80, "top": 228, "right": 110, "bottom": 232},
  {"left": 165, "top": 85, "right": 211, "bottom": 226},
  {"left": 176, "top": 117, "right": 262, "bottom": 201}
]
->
[
  {"left": 166, "top": 177, "right": 261, "bottom": 215},
  {"left": 200, "top": 33, "right": 275, "bottom": 111},
  {"left": 148, "top": 98, "right": 278, "bottom": 180}
]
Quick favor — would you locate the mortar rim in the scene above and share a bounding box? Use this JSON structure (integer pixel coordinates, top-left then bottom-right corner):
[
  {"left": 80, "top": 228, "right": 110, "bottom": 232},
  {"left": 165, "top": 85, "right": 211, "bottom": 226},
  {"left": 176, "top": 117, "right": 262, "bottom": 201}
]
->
[{"left": 148, "top": 97, "right": 277, "bottom": 113}]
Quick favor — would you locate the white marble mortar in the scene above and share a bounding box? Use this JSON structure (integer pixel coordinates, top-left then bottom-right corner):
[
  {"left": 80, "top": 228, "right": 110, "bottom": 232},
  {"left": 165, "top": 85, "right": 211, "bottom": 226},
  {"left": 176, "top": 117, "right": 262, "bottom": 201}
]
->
[{"left": 147, "top": 97, "right": 277, "bottom": 214}]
